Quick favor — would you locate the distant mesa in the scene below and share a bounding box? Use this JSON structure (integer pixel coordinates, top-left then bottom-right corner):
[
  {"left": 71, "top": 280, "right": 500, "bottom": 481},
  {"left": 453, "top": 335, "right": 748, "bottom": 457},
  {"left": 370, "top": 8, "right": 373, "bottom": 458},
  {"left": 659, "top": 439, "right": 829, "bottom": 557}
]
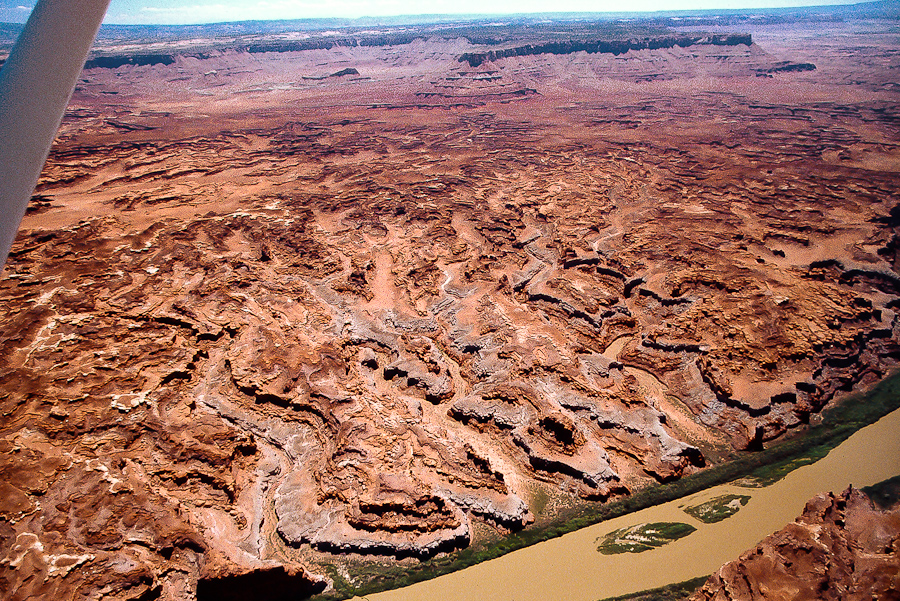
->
[
  {"left": 84, "top": 53, "right": 179, "bottom": 69},
  {"left": 330, "top": 67, "right": 360, "bottom": 77},
  {"left": 302, "top": 67, "right": 360, "bottom": 80},
  {"left": 73, "top": 31, "right": 761, "bottom": 75},
  {"left": 75, "top": 33, "right": 755, "bottom": 72},
  {"left": 755, "top": 61, "right": 817, "bottom": 76},
  {"left": 457, "top": 34, "right": 753, "bottom": 67}
]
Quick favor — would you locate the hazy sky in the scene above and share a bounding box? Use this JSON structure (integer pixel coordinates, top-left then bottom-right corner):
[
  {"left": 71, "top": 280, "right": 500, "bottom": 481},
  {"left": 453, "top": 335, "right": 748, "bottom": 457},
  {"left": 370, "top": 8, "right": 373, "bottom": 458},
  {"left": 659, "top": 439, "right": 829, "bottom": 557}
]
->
[{"left": 0, "top": 0, "right": 866, "bottom": 24}]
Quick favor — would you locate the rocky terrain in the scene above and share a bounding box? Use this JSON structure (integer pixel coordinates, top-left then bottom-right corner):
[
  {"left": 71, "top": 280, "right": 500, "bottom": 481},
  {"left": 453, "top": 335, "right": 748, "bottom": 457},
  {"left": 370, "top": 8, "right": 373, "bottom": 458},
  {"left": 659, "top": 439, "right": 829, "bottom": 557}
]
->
[
  {"left": 1, "top": 8, "right": 900, "bottom": 601},
  {"left": 690, "top": 487, "right": 900, "bottom": 601}
]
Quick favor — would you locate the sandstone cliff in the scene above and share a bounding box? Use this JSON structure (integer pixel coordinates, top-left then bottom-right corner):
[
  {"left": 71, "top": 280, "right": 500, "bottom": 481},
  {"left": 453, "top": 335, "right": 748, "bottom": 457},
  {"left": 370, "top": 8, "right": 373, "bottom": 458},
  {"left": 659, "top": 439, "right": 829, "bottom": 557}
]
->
[{"left": 690, "top": 488, "right": 900, "bottom": 601}]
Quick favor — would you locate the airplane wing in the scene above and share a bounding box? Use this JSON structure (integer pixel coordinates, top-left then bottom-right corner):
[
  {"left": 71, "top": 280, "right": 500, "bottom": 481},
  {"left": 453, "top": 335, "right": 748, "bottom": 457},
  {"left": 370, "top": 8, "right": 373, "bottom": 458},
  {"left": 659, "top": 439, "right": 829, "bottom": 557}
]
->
[{"left": 0, "top": 0, "right": 111, "bottom": 269}]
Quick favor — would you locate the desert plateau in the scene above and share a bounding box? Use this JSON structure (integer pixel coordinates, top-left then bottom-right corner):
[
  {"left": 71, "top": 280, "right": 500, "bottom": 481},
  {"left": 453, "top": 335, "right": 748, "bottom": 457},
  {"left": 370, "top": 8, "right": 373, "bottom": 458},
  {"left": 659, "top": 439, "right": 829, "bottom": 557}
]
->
[{"left": 1, "top": 2, "right": 899, "bottom": 600}]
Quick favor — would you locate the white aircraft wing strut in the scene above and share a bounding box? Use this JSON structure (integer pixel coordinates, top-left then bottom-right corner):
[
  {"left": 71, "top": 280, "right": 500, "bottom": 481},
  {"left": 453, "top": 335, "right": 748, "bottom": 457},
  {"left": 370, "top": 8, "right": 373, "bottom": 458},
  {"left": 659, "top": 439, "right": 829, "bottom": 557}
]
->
[{"left": 0, "top": 0, "right": 111, "bottom": 269}]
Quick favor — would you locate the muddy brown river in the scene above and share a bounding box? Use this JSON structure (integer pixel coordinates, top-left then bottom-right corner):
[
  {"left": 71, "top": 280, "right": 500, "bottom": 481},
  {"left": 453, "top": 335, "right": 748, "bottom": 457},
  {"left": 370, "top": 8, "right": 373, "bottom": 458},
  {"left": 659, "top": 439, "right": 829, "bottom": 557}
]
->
[{"left": 359, "top": 406, "right": 900, "bottom": 601}]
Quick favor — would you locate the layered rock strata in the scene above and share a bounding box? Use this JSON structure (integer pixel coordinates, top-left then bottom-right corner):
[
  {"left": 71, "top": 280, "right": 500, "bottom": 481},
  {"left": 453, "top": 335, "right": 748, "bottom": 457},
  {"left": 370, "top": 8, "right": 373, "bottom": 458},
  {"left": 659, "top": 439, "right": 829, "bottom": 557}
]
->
[
  {"left": 1, "top": 14, "right": 899, "bottom": 601},
  {"left": 458, "top": 34, "right": 753, "bottom": 67}
]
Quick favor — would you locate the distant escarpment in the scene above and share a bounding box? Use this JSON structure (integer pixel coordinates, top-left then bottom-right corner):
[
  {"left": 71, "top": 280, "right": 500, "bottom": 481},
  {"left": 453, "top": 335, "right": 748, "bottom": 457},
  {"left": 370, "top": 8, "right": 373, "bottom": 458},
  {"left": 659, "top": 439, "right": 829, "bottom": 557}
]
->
[
  {"left": 84, "top": 53, "right": 179, "bottom": 69},
  {"left": 76, "top": 32, "right": 753, "bottom": 73},
  {"left": 80, "top": 33, "right": 432, "bottom": 70},
  {"left": 755, "top": 61, "right": 817, "bottom": 77},
  {"left": 457, "top": 34, "right": 752, "bottom": 67}
]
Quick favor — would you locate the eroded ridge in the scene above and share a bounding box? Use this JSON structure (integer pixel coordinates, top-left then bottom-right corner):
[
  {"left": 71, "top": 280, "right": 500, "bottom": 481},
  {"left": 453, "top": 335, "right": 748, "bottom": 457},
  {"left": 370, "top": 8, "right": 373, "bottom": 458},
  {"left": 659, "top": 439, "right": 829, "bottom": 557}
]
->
[
  {"left": 1, "top": 12, "right": 900, "bottom": 601},
  {"left": 690, "top": 488, "right": 900, "bottom": 601}
]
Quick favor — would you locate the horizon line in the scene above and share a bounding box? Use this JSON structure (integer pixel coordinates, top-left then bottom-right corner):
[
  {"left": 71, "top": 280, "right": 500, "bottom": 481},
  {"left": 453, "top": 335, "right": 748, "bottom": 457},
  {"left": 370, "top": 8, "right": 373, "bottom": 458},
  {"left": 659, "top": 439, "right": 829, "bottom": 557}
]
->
[{"left": 0, "top": 0, "right": 886, "bottom": 27}]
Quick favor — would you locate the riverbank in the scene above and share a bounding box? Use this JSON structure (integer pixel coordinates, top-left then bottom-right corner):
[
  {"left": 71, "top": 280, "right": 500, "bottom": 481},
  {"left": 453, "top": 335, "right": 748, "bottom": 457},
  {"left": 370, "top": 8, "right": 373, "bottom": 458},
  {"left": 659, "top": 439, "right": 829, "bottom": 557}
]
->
[
  {"left": 356, "top": 387, "right": 900, "bottom": 601},
  {"left": 317, "top": 370, "right": 900, "bottom": 600},
  {"left": 600, "top": 475, "right": 900, "bottom": 601},
  {"left": 599, "top": 576, "right": 709, "bottom": 601}
]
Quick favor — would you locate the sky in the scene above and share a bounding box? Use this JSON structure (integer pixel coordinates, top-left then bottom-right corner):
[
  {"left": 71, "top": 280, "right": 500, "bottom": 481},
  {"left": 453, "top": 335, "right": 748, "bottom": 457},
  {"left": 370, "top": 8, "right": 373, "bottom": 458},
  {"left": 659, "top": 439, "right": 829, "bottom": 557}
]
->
[{"left": 0, "top": 0, "right": 868, "bottom": 25}]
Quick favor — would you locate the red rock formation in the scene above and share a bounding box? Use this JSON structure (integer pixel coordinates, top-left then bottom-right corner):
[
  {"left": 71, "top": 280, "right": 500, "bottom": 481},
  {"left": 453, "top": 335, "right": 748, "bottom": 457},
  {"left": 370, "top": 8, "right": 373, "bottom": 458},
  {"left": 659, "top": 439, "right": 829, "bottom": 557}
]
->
[
  {"left": 1, "top": 12, "right": 899, "bottom": 601},
  {"left": 691, "top": 488, "right": 900, "bottom": 601}
]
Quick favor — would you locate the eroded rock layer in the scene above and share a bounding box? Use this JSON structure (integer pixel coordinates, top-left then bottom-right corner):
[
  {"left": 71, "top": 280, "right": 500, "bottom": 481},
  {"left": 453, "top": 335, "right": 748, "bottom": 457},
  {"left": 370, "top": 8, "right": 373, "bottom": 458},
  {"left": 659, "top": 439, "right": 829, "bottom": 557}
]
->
[
  {"left": 690, "top": 488, "right": 900, "bottom": 601},
  {"left": 1, "top": 13, "right": 900, "bottom": 601}
]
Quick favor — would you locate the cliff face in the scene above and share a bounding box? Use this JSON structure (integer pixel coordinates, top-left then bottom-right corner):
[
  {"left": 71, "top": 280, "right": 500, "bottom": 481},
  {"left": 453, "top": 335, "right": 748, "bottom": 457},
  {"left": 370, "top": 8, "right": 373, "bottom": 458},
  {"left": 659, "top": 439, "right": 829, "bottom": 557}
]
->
[
  {"left": 77, "top": 34, "right": 756, "bottom": 72},
  {"left": 1, "top": 15, "right": 899, "bottom": 601},
  {"left": 691, "top": 488, "right": 900, "bottom": 601},
  {"left": 458, "top": 34, "right": 753, "bottom": 67}
]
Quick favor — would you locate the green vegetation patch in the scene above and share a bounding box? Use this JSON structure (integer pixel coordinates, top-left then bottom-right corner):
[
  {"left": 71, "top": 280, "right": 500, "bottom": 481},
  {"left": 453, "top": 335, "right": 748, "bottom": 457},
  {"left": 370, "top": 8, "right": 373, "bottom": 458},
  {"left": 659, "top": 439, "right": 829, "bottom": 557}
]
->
[
  {"left": 862, "top": 474, "right": 900, "bottom": 510},
  {"left": 731, "top": 446, "right": 831, "bottom": 488},
  {"left": 596, "top": 522, "right": 696, "bottom": 555},
  {"left": 683, "top": 494, "right": 750, "bottom": 523},
  {"left": 598, "top": 575, "right": 709, "bottom": 601},
  {"left": 530, "top": 487, "right": 551, "bottom": 516}
]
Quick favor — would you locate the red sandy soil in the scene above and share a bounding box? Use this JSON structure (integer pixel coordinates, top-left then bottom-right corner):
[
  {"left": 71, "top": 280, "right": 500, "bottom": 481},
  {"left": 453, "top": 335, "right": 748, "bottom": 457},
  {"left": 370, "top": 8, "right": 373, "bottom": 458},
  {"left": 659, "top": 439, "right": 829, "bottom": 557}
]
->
[{"left": 1, "top": 15, "right": 899, "bottom": 601}]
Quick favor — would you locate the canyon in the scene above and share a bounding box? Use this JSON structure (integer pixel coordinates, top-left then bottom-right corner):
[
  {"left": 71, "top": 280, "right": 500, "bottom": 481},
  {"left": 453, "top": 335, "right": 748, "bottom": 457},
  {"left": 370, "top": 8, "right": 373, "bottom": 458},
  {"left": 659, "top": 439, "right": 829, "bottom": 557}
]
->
[{"left": 1, "top": 4, "right": 899, "bottom": 600}]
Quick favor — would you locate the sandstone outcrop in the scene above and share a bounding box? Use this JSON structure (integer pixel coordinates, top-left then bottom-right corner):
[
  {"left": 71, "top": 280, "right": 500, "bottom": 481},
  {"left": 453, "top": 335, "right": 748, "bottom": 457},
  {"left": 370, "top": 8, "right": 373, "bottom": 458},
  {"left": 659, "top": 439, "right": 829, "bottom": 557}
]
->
[
  {"left": 690, "top": 488, "right": 900, "bottom": 601},
  {"left": 1, "top": 11, "right": 900, "bottom": 601}
]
